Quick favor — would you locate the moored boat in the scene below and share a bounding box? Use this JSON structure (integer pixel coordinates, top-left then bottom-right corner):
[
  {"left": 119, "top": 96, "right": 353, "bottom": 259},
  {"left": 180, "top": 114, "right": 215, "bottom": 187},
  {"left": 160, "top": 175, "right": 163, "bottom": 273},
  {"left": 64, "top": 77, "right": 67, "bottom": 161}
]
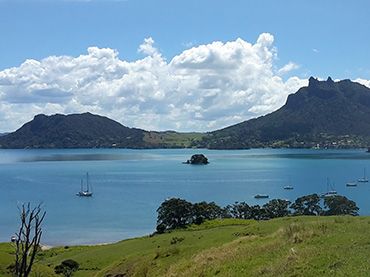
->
[
  {"left": 77, "top": 172, "right": 93, "bottom": 197},
  {"left": 346, "top": 182, "right": 357, "bottom": 187},
  {"left": 254, "top": 194, "right": 269, "bottom": 199}
]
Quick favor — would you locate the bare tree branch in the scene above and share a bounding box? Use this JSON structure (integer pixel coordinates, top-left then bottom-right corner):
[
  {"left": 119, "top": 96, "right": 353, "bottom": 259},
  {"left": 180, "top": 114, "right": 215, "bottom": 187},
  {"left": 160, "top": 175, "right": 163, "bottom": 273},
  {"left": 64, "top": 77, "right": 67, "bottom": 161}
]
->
[{"left": 13, "top": 203, "right": 46, "bottom": 277}]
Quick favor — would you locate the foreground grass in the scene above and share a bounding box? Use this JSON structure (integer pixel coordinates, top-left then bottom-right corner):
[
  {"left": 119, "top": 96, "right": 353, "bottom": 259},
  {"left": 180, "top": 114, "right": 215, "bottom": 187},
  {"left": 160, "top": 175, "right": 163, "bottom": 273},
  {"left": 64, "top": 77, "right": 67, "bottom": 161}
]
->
[{"left": 1, "top": 216, "right": 370, "bottom": 276}]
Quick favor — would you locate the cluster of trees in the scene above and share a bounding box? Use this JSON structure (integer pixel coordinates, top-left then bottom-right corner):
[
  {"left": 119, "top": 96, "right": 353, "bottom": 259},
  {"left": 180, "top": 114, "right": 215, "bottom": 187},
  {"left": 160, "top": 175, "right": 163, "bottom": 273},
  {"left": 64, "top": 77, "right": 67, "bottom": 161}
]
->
[{"left": 156, "top": 194, "right": 359, "bottom": 233}]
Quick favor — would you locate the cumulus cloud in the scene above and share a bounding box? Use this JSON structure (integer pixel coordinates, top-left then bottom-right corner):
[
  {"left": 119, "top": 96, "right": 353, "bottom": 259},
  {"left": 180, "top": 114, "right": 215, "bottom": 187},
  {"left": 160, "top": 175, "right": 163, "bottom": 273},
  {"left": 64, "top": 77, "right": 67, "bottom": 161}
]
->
[
  {"left": 0, "top": 34, "right": 313, "bottom": 132},
  {"left": 278, "top": 62, "right": 300, "bottom": 75}
]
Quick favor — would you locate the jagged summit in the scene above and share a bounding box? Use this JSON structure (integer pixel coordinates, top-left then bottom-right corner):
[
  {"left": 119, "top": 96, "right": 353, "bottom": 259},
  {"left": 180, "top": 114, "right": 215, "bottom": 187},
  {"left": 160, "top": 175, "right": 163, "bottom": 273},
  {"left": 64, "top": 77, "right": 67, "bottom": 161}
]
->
[{"left": 201, "top": 77, "right": 370, "bottom": 149}]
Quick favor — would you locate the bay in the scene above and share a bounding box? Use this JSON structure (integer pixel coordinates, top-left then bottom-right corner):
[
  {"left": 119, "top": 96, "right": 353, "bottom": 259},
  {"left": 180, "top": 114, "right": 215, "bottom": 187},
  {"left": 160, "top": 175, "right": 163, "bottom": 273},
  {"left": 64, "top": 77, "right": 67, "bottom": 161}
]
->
[{"left": 1, "top": 148, "right": 370, "bottom": 245}]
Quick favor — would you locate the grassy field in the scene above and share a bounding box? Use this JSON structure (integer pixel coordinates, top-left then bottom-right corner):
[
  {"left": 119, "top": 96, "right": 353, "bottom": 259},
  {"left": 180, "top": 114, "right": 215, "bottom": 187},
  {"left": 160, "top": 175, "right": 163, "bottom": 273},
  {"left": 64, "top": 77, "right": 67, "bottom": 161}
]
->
[
  {"left": 1, "top": 216, "right": 370, "bottom": 276},
  {"left": 143, "top": 131, "right": 204, "bottom": 148}
]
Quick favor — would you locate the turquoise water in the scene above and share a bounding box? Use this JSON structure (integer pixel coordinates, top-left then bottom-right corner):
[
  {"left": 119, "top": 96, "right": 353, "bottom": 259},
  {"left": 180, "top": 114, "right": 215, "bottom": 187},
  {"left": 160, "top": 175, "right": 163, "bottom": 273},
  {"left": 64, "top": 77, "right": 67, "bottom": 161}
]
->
[{"left": 1, "top": 148, "right": 370, "bottom": 245}]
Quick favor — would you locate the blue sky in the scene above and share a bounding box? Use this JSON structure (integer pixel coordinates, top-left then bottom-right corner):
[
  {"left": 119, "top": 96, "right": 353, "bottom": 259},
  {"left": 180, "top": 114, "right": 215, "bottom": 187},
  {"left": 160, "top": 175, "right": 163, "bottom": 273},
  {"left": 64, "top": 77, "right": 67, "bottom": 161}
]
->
[
  {"left": 0, "top": 0, "right": 369, "bottom": 132},
  {"left": 1, "top": 0, "right": 370, "bottom": 78}
]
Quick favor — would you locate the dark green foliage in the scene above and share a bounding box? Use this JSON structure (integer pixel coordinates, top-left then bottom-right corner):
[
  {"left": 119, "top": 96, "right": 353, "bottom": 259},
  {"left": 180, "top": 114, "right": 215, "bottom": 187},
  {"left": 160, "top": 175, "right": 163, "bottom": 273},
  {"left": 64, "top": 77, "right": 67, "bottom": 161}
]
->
[
  {"left": 249, "top": 205, "right": 265, "bottom": 220},
  {"left": 156, "top": 194, "right": 359, "bottom": 231},
  {"left": 0, "top": 113, "right": 146, "bottom": 149},
  {"left": 226, "top": 202, "right": 252, "bottom": 219},
  {"left": 156, "top": 198, "right": 194, "bottom": 231},
  {"left": 186, "top": 154, "right": 209, "bottom": 164},
  {"left": 263, "top": 199, "right": 291, "bottom": 218},
  {"left": 156, "top": 223, "right": 166, "bottom": 234},
  {"left": 156, "top": 199, "right": 224, "bottom": 231},
  {"left": 290, "top": 194, "right": 322, "bottom": 216},
  {"left": 192, "top": 201, "right": 223, "bottom": 224},
  {"left": 200, "top": 77, "right": 370, "bottom": 149},
  {"left": 324, "top": 195, "right": 359, "bottom": 216},
  {"left": 55, "top": 259, "right": 79, "bottom": 276}
]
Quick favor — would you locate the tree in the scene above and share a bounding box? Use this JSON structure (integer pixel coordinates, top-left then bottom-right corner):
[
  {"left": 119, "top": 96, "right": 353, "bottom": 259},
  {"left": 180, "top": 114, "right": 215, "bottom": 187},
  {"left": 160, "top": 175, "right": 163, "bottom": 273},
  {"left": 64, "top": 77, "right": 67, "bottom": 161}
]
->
[
  {"left": 226, "top": 202, "right": 252, "bottom": 219},
  {"left": 250, "top": 205, "right": 266, "bottom": 220},
  {"left": 324, "top": 195, "right": 359, "bottom": 216},
  {"left": 55, "top": 259, "right": 79, "bottom": 277},
  {"left": 263, "top": 199, "right": 290, "bottom": 219},
  {"left": 192, "top": 201, "right": 224, "bottom": 224},
  {"left": 156, "top": 198, "right": 193, "bottom": 232},
  {"left": 290, "top": 194, "right": 322, "bottom": 216},
  {"left": 13, "top": 203, "right": 46, "bottom": 277}
]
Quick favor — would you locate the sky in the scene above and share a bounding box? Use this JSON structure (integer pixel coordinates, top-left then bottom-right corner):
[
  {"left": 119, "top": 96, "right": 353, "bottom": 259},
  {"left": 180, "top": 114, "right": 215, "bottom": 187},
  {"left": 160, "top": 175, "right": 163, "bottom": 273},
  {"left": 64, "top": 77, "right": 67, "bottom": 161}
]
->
[{"left": 0, "top": 0, "right": 370, "bottom": 132}]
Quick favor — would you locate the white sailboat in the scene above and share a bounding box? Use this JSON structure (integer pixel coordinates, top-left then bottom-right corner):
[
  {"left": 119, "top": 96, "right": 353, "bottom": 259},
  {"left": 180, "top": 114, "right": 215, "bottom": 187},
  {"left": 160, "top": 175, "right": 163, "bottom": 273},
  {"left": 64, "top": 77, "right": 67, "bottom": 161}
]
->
[
  {"left": 283, "top": 177, "right": 294, "bottom": 190},
  {"left": 76, "top": 172, "right": 93, "bottom": 197},
  {"left": 321, "top": 178, "right": 337, "bottom": 198},
  {"left": 358, "top": 168, "right": 369, "bottom": 183}
]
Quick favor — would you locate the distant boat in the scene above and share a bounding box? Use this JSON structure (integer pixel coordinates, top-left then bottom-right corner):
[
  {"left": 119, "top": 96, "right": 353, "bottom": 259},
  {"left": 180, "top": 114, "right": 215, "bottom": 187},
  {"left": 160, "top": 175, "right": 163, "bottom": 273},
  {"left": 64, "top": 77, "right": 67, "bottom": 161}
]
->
[
  {"left": 321, "top": 191, "right": 337, "bottom": 197},
  {"left": 346, "top": 182, "right": 357, "bottom": 187},
  {"left": 321, "top": 178, "right": 337, "bottom": 198},
  {"left": 76, "top": 172, "right": 93, "bottom": 197},
  {"left": 283, "top": 176, "right": 294, "bottom": 190},
  {"left": 254, "top": 194, "right": 269, "bottom": 199},
  {"left": 358, "top": 168, "right": 369, "bottom": 183}
]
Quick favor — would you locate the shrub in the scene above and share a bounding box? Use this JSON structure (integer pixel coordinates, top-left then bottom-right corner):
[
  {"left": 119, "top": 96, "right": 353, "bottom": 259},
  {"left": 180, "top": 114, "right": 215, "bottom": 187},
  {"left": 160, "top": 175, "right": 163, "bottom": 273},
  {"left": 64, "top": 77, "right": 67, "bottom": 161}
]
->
[{"left": 55, "top": 259, "right": 79, "bottom": 276}]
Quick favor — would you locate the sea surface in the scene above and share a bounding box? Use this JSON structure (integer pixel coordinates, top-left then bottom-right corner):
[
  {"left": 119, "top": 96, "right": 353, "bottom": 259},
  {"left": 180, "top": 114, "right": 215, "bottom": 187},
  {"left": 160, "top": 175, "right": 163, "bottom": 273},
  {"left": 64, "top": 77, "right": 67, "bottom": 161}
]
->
[{"left": 1, "top": 148, "right": 370, "bottom": 245}]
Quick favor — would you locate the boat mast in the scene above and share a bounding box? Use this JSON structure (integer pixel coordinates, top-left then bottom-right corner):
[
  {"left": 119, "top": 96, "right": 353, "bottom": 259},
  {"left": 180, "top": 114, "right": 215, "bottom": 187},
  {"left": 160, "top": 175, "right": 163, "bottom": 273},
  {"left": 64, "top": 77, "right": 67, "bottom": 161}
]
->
[
  {"left": 364, "top": 168, "right": 367, "bottom": 179},
  {"left": 86, "top": 172, "right": 89, "bottom": 192}
]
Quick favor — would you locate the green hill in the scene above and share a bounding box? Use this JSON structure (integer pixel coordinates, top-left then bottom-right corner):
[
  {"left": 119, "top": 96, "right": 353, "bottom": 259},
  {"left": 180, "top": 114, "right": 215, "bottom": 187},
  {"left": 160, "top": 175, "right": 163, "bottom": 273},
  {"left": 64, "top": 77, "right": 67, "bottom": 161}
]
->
[
  {"left": 0, "top": 113, "right": 204, "bottom": 149},
  {"left": 0, "top": 113, "right": 147, "bottom": 149},
  {"left": 1, "top": 216, "right": 370, "bottom": 276},
  {"left": 200, "top": 77, "right": 370, "bottom": 149}
]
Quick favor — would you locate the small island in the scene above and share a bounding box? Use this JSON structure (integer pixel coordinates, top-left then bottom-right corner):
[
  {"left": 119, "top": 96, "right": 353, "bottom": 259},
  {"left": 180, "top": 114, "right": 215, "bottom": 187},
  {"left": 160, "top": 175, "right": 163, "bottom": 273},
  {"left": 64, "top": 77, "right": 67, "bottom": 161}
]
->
[{"left": 184, "top": 154, "right": 209, "bottom": 165}]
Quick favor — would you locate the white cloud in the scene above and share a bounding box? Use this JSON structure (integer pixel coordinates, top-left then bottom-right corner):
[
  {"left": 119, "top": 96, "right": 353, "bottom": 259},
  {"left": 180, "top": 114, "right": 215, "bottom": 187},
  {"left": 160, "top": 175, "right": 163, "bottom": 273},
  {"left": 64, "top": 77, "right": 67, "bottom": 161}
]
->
[
  {"left": 138, "top": 37, "right": 159, "bottom": 57},
  {"left": 0, "top": 34, "right": 313, "bottom": 132},
  {"left": 278, "top": 62, "right": 300, "bottom": 75},
  {"left": 354, "top": 78, "right": 370, "bottom": 88}
]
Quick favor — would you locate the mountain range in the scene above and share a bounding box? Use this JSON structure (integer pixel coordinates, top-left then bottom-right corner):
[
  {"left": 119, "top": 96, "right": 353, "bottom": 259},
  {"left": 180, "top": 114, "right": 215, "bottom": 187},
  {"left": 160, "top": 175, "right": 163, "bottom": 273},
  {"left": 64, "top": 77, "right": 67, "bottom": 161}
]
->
[{"left": 1, "top": 77, "right": 370, "bottom": 149}]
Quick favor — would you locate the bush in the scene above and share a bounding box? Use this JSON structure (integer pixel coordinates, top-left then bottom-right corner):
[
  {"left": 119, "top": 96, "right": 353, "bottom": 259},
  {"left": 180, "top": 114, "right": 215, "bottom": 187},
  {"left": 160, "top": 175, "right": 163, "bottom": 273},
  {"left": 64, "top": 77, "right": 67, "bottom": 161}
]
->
[{"left": 55, "top": 259, "right": 79, "bottom": 276}]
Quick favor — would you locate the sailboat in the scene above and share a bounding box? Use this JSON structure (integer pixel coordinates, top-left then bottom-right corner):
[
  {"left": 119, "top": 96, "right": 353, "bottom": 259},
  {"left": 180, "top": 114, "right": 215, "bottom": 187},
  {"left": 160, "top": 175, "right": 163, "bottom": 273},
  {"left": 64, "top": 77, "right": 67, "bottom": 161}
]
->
[
  {"left": 283, "top": 176, "right": 294, "bottom": 190},
  {"left": 358, "top": 168, "right": 369, "bottom": 183},
  {"left": 76, "top": 172, "right": 93, "bottom": 197},
  {"left": 321, "top": 178, "right": 337, "bottom": 198}
]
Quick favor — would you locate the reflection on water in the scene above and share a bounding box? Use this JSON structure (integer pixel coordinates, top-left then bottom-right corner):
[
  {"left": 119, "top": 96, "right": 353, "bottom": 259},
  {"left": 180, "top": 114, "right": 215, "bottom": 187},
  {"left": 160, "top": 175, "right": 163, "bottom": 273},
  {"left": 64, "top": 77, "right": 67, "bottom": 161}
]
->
[
  {"left": 18, "top": 149, "right": 370, "bottom": 162},
  {"left": 21, "top": 154, "right": 134, "bottom": 162}
]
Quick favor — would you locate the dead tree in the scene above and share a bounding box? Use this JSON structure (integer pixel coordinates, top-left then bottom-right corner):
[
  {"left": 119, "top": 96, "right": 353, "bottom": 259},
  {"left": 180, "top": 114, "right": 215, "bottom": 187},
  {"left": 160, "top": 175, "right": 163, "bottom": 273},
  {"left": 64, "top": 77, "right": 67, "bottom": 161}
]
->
[{"left": 13, "top": 203, "right": 46, "bottom": 277}]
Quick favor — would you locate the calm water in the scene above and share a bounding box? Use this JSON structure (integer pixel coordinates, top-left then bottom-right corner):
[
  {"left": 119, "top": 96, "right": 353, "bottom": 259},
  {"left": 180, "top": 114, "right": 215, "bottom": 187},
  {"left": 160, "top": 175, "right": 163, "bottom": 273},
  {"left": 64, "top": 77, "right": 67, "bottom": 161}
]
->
[{"left": 1, "top": 148, "right": 370, "bottom": 245}]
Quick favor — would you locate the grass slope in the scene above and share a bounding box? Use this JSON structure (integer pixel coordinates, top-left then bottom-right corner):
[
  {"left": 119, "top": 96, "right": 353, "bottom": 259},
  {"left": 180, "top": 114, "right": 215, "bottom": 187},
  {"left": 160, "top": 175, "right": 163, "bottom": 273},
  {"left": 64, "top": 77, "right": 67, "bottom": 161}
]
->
[
  {"left": 1, "top": 216, "right": 370, "bottom": 276},
  {"left": 143, "top": 131, "right": 204, "bottom": 148}
]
